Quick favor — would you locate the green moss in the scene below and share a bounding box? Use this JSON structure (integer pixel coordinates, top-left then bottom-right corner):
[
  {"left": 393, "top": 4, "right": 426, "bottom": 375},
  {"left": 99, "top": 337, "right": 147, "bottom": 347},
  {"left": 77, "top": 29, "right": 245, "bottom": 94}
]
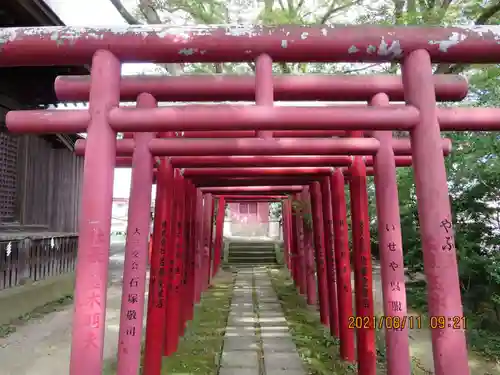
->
[
  {"left": 268, "top": 267, "right": 357, "bottom": 375},
  {"left": 0, "top": 294, "right": 73, "bottom": 338},
  {"left": 160, "top": 272, "right": 234, "bottom": 374}
]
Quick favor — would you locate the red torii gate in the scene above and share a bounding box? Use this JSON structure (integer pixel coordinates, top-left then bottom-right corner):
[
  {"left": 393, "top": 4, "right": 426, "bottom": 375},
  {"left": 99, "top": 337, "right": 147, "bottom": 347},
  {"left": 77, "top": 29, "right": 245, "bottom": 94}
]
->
[{"left": 3, "top": 24, "right": 500, "bottom": 375}]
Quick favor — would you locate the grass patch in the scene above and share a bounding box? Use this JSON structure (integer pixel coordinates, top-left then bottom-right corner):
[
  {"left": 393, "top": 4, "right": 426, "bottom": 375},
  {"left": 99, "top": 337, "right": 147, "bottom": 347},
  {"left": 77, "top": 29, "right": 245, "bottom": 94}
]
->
[
  {"left": 0, "top": 294, "right": 73, "bottom": 338},
  {"left": 268, "top": 268, "right": 436, "bottom": 375},
  {"left": 160, "top": 271, "right": 234, "bottom": 374},
  {"left": 268, "top": 267, "right": 357, "bottom": 375}
]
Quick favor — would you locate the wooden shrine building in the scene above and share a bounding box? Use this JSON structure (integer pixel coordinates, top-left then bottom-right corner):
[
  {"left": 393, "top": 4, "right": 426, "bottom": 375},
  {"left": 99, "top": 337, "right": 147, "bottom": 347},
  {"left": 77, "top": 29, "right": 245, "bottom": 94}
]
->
[{"left": 0, "top": 0, "right": 87, "bottom": 290}]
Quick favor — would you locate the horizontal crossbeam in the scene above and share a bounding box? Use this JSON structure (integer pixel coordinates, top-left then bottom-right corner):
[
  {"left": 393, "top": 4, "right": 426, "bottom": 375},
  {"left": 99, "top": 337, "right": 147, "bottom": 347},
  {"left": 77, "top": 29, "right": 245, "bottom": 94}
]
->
[
  {"left": 54, "top": 74, "right": 467, "bottom": 102},
  {"left": 74, "top": 137, "right": 452, "bottom": 157},
  {"left": 9, "top": 105, "right": 500, "bottom": 133},
  {"left": 0, "top": 25, "right": 499, "bottom": 65}
]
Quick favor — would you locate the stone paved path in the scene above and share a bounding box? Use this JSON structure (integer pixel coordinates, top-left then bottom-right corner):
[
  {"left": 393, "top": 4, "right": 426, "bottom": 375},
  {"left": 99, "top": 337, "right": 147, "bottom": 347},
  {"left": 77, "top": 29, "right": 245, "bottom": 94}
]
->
[{"left": 220, "top": 268, "right": 306, "bottom": 375}]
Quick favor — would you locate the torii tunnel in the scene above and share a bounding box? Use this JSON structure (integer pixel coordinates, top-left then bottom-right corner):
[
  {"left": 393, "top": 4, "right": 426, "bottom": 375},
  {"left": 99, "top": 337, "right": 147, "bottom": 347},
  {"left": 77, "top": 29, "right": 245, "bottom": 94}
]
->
[{"left": 4, "top": 24, "right": 500, "bottom": 375}]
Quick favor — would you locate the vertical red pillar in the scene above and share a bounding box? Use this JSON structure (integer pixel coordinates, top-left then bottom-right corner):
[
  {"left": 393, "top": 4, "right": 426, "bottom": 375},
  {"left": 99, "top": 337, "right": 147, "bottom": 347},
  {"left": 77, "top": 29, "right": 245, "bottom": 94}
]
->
[
  {"left": 194, "top": 189, "right": 204, "bottom": 303},
  {"left": 213, "top": 196, "right": 225, "bottom": 277},
  {"left": 186, "top": 182, "right": 198, "bottom": 320},
  {"left": 116, "top": 94, "right": 155, "bottom": 375},
  {"left": 203, "top": 193, "right": 214, "bottom": 289},
  {"left": 286, "top": 197, "right": 295, "bottom": 274},
  {"left": 302, "top": 187, "right": 317, "bottom": 306},
  {"left": 350, "top": 157, "right": 376, "bottom": 375},
  {"left": 179, "top": 179, "right": 192, "bottom": 334},
  {"left": 309, "top": 182, "right": 330, "bottom": 326},
  {"left": 290, "top": 194, "right": 300, "bottom": 286},
  {"left": 320, "top": 176, "right": 339, "bottom": 338},
  {"left": 282, "top": 199, "right": 291, "bottom": 269},
  {"left": 69, "top": 50, "right": 120, "bottom": 375},
  {"left": 164, "top": 170, "right": 186, "bottom": 356},
  {"left": 371, "top": 93, "right": 411, "bottom": 375},
  {"left": 295, "top": 192, "right": 307, "bottom": 295},
  {"left": 143, "top": 157, "right": 173, "bottom": 375},
  {"left": 403, "top": 50, "right": 469, "bottom": 375},
  {"left": 330, "top": 170, "right": 355, "bottom": 362},
  {"left": 208, "top": 196, "right": 216, "bottom": 284}
]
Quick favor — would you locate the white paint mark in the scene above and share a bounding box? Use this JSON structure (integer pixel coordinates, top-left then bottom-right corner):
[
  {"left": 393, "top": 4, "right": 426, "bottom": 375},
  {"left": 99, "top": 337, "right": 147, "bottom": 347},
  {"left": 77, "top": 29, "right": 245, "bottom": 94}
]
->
[
  {"left": 428, "top": 32, "right": 467, "bottom": 52},
  {"left": 0, "top": 29, "right": 17, "bottom": 49},
  {"left": 377, "top": 38, "right": 403, "bottom": 58},
  {"left": 456, "top": 25, "right": 500, "bottom": 39},
  {"left": 281, "top": 40, "right": 288, "bottom": 48},
  {"left": 226, "top": 25, "right": 258, "bottom": 37},
  {"left": 300, "top": 32, "right": 308, "bottom": 40},
  {"left": 178, "top": 48, "right": 196, "bottom": 55},
  {"left": 6, "top": 242, "right": 12, "bottom": 257},
  {"left": 348, "top": 45, "right": 359, "bottom": 53},
  {"left": 50, "top": 237, "right": 55, "bottom": 249}
]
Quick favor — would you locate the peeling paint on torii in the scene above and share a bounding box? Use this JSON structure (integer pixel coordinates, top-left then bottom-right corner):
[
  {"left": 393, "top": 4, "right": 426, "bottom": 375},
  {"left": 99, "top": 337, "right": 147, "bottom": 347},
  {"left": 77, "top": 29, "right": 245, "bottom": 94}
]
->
[{"left": 0, "top": 25, "right": 499, "bottom": 65}]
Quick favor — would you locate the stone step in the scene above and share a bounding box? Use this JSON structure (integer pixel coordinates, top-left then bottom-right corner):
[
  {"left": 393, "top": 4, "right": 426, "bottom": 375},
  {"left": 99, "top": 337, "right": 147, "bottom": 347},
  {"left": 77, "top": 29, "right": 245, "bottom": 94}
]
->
[
  {"left": 229, "top": 248, "right": 276, "bottom": 253},
  {"left": 230, "top": 248, "right": 275, "bottom": 252},
  {"left": 226, "top": 241, "right": 278, "bottom": 266},
  {"left": 226, "top": 263, "right": 256, "bottom": 268},
  {"left": 228, "top": 258, "right": 276, "bottom": 264},
  {"left": 229, "top": 251, "right": 276, "bottom": 258},
  {"left": 230, "top": 247, "right": 275, "bottom": 251},
  {"left": 229, "top": 251, "right": 275, "bottom": 256},
  {"left": 228, "top": 255, "right": 275, "bottom": 260},
  {"left": 229, "top": 262, "right": 276, "bottom": 267},
  {"left": 229, "top": 243, "right": 276, "bottom": 249},
  {"left": 229, "top": 252, "right": 276, "bottom": 258},
  {"left": 229, "top": 250, "right": 276, "bottom": 256}
]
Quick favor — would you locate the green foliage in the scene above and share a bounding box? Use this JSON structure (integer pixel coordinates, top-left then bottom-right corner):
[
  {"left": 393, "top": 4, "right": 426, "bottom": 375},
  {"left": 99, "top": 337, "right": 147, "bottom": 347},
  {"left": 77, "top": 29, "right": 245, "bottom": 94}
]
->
[
  {"left": 269, "top": 201, "right": 283, "bottom": 222},
  {"left": 291, "top": 198, "right": 313, "bottom": 230}
]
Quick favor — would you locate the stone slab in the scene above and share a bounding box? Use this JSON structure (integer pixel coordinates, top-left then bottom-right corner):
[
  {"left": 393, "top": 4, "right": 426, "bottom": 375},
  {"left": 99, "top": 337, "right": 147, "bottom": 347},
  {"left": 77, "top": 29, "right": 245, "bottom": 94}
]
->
[
  {"left": 229, "top": 311, "right": 254, "bottom": 317},
  {"left": 219, "top": 368, "right": 260, "bottom": 375},
  {"left": 232, "top": 297, "right": 253, "bottom": 302},
  {"left": 262, "top": 337, "right": 297, "bottom": 352},
  {"left": 260, "top": 331, "right": 291, "bottom": 338},
  {"left": 221, "top": 350, "right": 259, "bottom": 368},
  {"left": 224, "top": 336, "right": 259, "bottom": 351},
  {"left": 266, "top": 370, "right": 306, "bottom": 375},
  {"left": 258, "top": 312, "right": 286, "bottom": 319},
  {"left": 231, "top": 301, "right": 253, "bottom": 311},
  {"left": 264, "top": 352, "right": 304, "bottom": 371},
  {"left": 258, "top": 317, "right": 288, "bottom": 326},
  {"left": 227, "top": 316, "right": 257, "bottom": 326},
  {"left": 258, "top": 303, "right": 282, "bottom": 310},
  {"left": 258, "top": 298, "right": 279, "bottom": 302},
  {"left": 225, "top": 326, "right": 256, "bottom": 337},
  {"left": 260, "top": 326, "right": 290, "bottom": 334}
]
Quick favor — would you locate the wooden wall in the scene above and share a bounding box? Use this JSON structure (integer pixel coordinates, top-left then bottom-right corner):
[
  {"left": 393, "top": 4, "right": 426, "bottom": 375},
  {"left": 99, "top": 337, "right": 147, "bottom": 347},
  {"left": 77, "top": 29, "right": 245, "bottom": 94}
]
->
[{"left": 16, "top": 135, "right": 84, "bottom": 232}]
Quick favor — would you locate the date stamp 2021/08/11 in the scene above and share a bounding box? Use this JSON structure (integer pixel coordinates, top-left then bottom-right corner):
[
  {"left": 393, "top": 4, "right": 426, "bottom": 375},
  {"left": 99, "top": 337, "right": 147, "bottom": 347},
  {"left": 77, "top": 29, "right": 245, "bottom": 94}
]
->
[{"left": 348, "top": 315, "right": 467, "bottom": 330}]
